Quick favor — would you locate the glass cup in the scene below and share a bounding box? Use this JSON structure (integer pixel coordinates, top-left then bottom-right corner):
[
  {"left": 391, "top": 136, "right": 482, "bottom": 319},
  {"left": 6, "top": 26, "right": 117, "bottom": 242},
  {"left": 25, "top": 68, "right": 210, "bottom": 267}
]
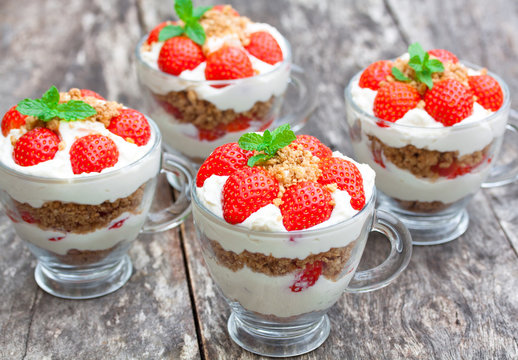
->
[
  {"left": 345, "top": 66, "right": 517, "bottom": 245},
  {"left": 192, "top": 185, "right": 412, "bottom": 357},
  {"left": 135, "top": 35, "right": 316, "bottom": 164},
  {"left": 0, "top": 118, "right": 193, "bottom": 299}
]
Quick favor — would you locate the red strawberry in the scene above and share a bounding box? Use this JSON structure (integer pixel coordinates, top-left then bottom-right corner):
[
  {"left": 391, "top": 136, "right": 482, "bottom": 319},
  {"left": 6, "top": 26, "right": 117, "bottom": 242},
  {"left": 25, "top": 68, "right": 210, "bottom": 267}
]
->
[
  {"left": 428, "top": 49, "right": 458, "bottom": 64},
  {"left": 431, "top": 162, "right": 473, "bottom": 179},
  {"left": 280, "top": 181, "right": 333, "bottom": 231},
  {"left": 373, "top": 82, "right": 421, "bottom": 122},
  {"left": 198, "top": 125, "right": 226, "bottom": 141},
  {"left": 292, "top": 135, "right": 332, "bottom": 159},
  {"left": 70, "top": 134, "right": 119, "bottom": 174},
  {"left": 290, "top": 261, "right": 323, "bottom": 292},
  {"left": 318, "top": 157, "right": 365, "bottom": 210},
  {"left": 468, "top": 75, "right": 503, "bottom": 112},
  {"left": 158, "top": 37, "right": 205, "bottom": 76},
  {"left": 80, "top": 89, "right": 105, "bottom": 100},
  {"left": 424, "top": 78, "right": 474, "bottom": 126},
  {"left": 108, "top": 108, "right": 151, "bottom": 146},
  {"left": 205, "top": 46, "right": 254, "bottom": 82},
  {"left": 196, "top": 142, "right": 253, "bottom": 186},
  {"left": 359, "top": 60, "right": 392, "bottom": 90},
  {"left": 212, "top": 4, "right": 239, "bottom": 16},
  {"left": 2, "top": 106, "right": 27, "bottom": 136},
  {"left": 222, "top": 166, "right": 279, "bottom": 224},
  {"left": 146, "top": 21, "right": 169, "bottom": 45},
  {"left": 13, "top": 128, "right": 59, "bottom": 166},
  {"left": 226, "top": 116, "right": 251, "bottom": 132},
  {"left": 245, "top": 31, "right": 283, "bottom": 65}
]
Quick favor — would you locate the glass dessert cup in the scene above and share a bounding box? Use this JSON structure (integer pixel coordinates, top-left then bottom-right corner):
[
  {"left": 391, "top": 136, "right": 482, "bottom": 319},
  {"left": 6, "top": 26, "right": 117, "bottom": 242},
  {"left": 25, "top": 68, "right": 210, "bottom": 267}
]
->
[
  {"left": 0, "top": 119, "right": 193, "bottom": 299},
  {"left": 135, "top": 36, "right": 316, "bottom": 164},
  {"left": 192, "top": 186, "right": 412, "bottom": 357},
  {"left": 345, "top": 67, "right": 517, "bottom": 245}
]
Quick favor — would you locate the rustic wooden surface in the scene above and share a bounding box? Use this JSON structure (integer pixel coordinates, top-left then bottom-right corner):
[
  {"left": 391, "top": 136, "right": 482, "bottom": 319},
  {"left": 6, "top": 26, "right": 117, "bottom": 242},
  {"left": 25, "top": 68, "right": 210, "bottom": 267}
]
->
[{"left": 1, "top": 0, "right": 518, "bottom": 359}]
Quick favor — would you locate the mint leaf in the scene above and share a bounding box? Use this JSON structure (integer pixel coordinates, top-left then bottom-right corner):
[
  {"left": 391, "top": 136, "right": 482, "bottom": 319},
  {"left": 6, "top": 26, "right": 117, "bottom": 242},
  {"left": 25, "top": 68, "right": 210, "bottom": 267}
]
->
[
  {"left": 263, "top": 130, "right": 272, "bottom": 146},
  {"left": 271, "top": 130, "right": 296, "bottom": 151},
  {"left": 417, "top": 69, "right": 433, "bottom": 89},
  {"left": 55, "top": 100, "right": 97, "bottom": 121},
  {"left": 427, "top": 59, "right": 444, "bottom": 73},
  {"left": 42, "top": 86, "right": 60, "bottom": 107},
  {"left": 404, "top": 42, "right": 444, "bottom": 90},
  {"left": 175, "top": 0, "right": 193, "bottom": 21},
  {"left": 271, "top": 123, "right": 290, "bottom": 138},
  {"left": 16, "top": 99, "right": 49, "bottom": 118},
  {"left": 192, "top": 5, "right": 212, "bottom": 19},
  {"left": 185, "top": 21, "right": 206, "bottom": 45},
  {"left": 239, "top": 133, "right": 263, "bottom": 150},
  {"left": 159, "top": 25, "right": 184, "bottom": 41},
  {"left": 408, "top": 42, "right": 425, "bottom": 62},
  {"left": 391, "top": 67, "right": 410, "bottom": 82},
  {"left": 247, "top": 153, "right": 269, "bottom": 167}
]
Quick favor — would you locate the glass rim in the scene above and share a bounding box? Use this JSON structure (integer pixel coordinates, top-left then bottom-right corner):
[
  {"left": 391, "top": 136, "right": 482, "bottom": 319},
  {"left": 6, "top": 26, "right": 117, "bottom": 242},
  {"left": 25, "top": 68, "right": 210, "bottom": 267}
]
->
[
  {"left": 0, "top": 116, "right": 162, "bottom": 184},
  {"left": 134, "top": 33, "right": 293, "bottom": 86},
  {"left": 191, "top": 179, "right": 376, "bottom": 237},
  {"left": 344, "top": 60, "right": 511, "bottom": 131}
]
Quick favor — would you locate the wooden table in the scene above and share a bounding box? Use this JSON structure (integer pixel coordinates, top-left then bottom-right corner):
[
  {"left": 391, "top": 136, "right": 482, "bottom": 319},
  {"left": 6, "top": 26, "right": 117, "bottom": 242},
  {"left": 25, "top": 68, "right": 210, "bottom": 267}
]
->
[{"left": 2, "top": 0, "right": 518, "bottom": 358}]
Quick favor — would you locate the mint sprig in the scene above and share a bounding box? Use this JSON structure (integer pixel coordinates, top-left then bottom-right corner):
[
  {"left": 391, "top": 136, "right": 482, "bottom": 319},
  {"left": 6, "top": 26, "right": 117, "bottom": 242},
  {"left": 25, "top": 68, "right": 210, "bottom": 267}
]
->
[
  {"left": 16, "top": 86, "right": 97, "bottom": 122},
  {"left": 392, "top": 42, "right": 444, "bottom": 89},
  {"left": 239, "top": 124, "right": 297, "bottom": 167},
  {"left": 158, "top": 0, "right": 212, "bottom": 45}
]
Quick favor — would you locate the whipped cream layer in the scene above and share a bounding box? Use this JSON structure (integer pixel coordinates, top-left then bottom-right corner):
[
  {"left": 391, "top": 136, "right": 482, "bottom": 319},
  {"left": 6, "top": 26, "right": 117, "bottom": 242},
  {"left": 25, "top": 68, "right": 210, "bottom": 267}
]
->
[
  {"left": 0, "top": 119, "right": 160, "bottom": 207},
  {"left": 194, "top": 152, "right": 375, "bottom": 259},
  {"left": 138, "top": 23, "right": 290, "bottom": 113}
]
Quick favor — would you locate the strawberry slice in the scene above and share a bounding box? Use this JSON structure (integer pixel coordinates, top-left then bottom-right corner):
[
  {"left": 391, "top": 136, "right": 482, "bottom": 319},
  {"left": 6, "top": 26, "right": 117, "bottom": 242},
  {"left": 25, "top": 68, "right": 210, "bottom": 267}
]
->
[
  {"left": 292, "top": 135, "right": 332, "bottom": 159},
  {"left": 359, "top": 60, "right": 392, "bottom": 90},
  {"left": 2, "top": 106, "right": 28, "bottom": 136},
  {"left": 279, "top": 181, "right": 333, "bottom": 231},
  {"left": 226, "top": 116, "right": 251, "bottom": 132},
  {"left": 108, "top": 108, "right": 151, "bottom": 146},
  {"left": 373, "top": 82, "right": 421, "bottom": 122},
  {"left": 468, "top": 75, "right": 503, "bottom": 112},
  {"left": 290, "top": 261, "right": 323, "bottom": 292},
  {"left": 196, "top": 142, "right": 253, "bottom": 186},
  {"left": 245, "top": 31, "right": 283, "bottom": 65},
  {"left": 428, "top": 49, "right": 458, "bottom": 64},
  {"left": 222, "top": 166, "right": 279, "bottom": 224},
  {"left": 13, "top": 127, "right": 59, "bottom": 166},
  {"left": 318, "top": 157, "right": 365, "bottom": 210},
  {"left": 424, "top": 78, "right": 474, "bottom": 126},
  {"left": 158, "top": 36, "right": 205, "bottom": 76},
  {"left": 198, "top": 125, "right": 226, "bottom": 141},
  {"left": 70, "top": 134, "right": 119, "bottom": 174},
  {"left": 146, "top": 21, "right": 170, "bottom": 45},
  {"left": 205, "top": 46, "right": 253, "bottom": 83},
  {"left": 80, "top": 89, "right": 105, "bottom": 100}
]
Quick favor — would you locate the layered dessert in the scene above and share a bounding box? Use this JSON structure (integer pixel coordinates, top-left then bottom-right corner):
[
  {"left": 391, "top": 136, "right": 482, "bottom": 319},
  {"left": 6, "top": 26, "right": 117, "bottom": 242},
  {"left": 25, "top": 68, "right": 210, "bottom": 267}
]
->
[
  {"left": 0, "top": 86, "right": 160, "bottom": 265},
  {"left": 137, "top": 2, "right": 290, "bottom": 161},
  {"left": 346, "top": 43, "right": 508, "bottom": 213},
  {"left": 193, "top": 125, "right": 375, "bottom": 318}
]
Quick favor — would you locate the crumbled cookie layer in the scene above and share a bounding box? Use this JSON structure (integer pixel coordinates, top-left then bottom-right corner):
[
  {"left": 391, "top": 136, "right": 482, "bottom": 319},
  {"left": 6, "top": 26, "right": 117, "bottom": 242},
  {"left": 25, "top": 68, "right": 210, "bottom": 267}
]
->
[
  {"left": 153, "top": 90, "right": 274, "bottom": 130},
  {"left": 14, "top": 186, "right": 144, "bottom": 233},
  {"left": 56, "top": 245, "right": 121, "bottom": 266},
  {"left": 395, "top": 199, "right": 451, "bottom": 213},
  {"left": 369, "top": 135, "right": 489, "bottom": 179},
  {"left": 211, "top": 239, "right": 356, "bottom": 281}
]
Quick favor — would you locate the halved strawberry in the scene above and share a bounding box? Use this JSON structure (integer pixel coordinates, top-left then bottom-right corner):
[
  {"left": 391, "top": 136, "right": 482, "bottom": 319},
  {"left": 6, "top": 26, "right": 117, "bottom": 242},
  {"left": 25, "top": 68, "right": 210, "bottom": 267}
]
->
[
  {"left": 146, "top": 21, "right": 169, "bottom": 45},
  {"left": 13, "top": 127, "right": 59, "bottom": 166},
  {"left": 290, "top": 261, "right": 323, "bottom": 292},
  {"left": 2, "top": 106, "right": 27, "bottom": 136},
  {"left": 158, "top": 36, "right": 205, "bottom": 76},
  {"left": 222, "top": 166, "right": 279, "bottom": 224},
  {"left": 80, "top": 89, "right": 105, "bottom": 100},
  {"left": 424, "top": 78, "right": 474, "bottom": 126},
  {"left": 226, "top": 116, "right": 251, "bottom": 132},
  {"left": 70, "top": 134, "right": 119, "bottom": 174},
  {"left": 292, "top": 135, "right": 332, "bottom": 159},
  {"left": 468, "top": 75, "right": 503, "bottom": 112},
  {"left": 373, "top": 82, "right": 421, "bottom": 122},
  {"left": 359, "top": 60, "right": 392, "bottom": 90},
  {"left": 108, "top": 108, "right": 151, "bottom": 146},
  {"left": 279, "top": 181, "right": 333, "bottom": 231},
  {"left": 318, "top": 157, "right": 365, "bottom": 210},
  {"left": 205, "top": 46, "right": 253, "bottom": 82},
  {"left": 245, "top": 31, "right": 283, "bottom": 65},
  {"left": 196, "top": 142, "right": 253, "bottom": 186},
  {"left": 428, "top": 49, "right": 458, "bottom": 64}
]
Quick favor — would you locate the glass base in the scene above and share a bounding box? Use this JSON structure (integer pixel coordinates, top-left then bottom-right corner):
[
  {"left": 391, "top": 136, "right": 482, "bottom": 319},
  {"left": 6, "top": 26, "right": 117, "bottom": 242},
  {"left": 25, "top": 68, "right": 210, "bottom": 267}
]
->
[
  {"left": 227, "top": 312, "right": 330, "bottom": 357},
  {"left": 34, "top": 254, "right": 133, "bottom": 299}
]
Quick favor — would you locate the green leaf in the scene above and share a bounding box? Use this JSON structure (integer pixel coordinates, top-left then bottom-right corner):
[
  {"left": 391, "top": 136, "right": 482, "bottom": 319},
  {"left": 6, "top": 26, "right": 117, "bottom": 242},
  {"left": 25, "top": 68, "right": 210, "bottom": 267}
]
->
[
  {"left": 192, "top": 5, "right": 212, "bottom": 19},
  {"left": 417, "top": 69, "right": 433, "bottom": 89},
  {"left": 391, "top": 67, "right": 410, "bottom": 82},
  {"left": 239, "top": 133, "right": 263, "bottom": 150},
  {"left": 185, "top": 21, "right": 206, "bottom": 45},
  {"left": 271, "top": 123, "right": 290, "bottom": 138},
  {"left": 175, "top": 0, "right": 193, "bottom": 21},
  {"left": 16, "top": 99, "right": 49, "bottom": 118},
  {"left": 158, "top": 25, "right": 184, "bottom": 41},
  {"left": 263, "top": 130, "right": 272, "bottom": 145},
  {"left": 271, "top": 130, "right": 296, "bottom": 151},
  {"left": 55, "top": 100, "right": 97, "bottom": 121},
  {"left": 408, "top": 42, "right": 425, "bottom": 62},
  {"left": 247, "top": 153, "right": 269, "bottom": 167},
  {"left": 42, "top": 86, "right": 60, "bottom": 107},
  {"left": 427, "top": 59, "right": 444, "bottom": 73}
]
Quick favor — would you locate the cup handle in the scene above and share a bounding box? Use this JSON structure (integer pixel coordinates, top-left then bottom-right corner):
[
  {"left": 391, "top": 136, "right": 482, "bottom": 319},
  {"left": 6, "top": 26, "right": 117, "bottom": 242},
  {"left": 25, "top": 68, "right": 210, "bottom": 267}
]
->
[
  {"left": 141, "top": 152, "right": 193, "bottom": 233},
  {"left": 275, "top": 65, "right": 317, "bottom": 132},
  {"left": 482, "top": 110, "right": 518, "bottom": 188},
  {"left": 345, "top": 209, "right": 412, "bottom": 293}
]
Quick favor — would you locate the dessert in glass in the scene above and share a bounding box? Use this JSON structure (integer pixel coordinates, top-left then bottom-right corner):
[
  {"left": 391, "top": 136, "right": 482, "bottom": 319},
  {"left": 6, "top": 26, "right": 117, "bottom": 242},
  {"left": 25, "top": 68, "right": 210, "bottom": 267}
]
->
[
  {"left": 345, "top": 43, "right": 515, "bottom": 245},
  {"left": 136, "top": 2, "right": 315, "bottom": 163},
  {"left": 0, "top": 86, "right": 192, "bottom": 299},
  {"left": 192, "top": 125, "right": 412, "bottom": 357}
]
